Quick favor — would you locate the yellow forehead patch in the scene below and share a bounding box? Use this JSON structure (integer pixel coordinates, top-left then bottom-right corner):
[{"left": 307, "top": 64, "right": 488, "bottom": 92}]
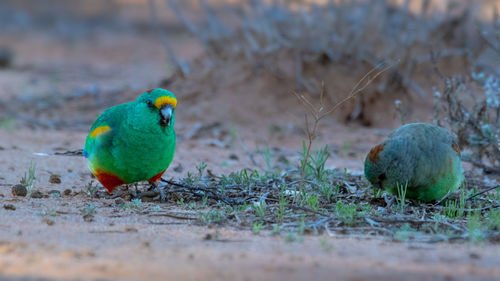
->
[
  {"left": 154, "top": 96, "right": 177, "bottom": 109},
  {"left": 90, "top": 125, "right": 111, "bottom": 138}
]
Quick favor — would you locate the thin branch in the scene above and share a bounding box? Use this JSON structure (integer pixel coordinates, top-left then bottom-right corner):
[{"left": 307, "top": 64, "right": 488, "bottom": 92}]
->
[{"left": 467, "top": 185, "right": 500, "bottom": 201}]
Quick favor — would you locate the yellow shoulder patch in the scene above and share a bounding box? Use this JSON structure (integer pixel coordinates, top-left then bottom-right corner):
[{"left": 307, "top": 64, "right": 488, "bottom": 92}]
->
[
  {"left": 90, "top": 125, "right": 111, "bottom": 138},
  {"left": 154, "top": 96, "right": 177, "bottom": 109}
]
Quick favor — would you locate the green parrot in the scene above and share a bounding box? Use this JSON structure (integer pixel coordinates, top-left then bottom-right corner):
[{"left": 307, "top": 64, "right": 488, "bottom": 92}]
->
[
  {"left": 364, "top": 123, "right": 464, "bottom": 202},
  {"left": 83, "top": 88, "right": 177, "bottom": 199}
]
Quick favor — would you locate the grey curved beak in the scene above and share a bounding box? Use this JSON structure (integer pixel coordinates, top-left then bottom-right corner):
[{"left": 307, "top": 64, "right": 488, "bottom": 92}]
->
[{"left": 160, "top": 104, "right": 173, "bottom": 126}]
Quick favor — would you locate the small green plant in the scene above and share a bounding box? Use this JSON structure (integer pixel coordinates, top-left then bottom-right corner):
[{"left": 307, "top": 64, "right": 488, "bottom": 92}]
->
[
  {"left": 277, "top": 196, "right": 288, "bottom": 222},
  {"left": 21, "top": 161, "right": 36, "bottom": 197},
  {"left": 298, "top": 143, "right": 330, "bottom": 182},
  {"left": 394, "top": 224, "right": 417, "bottom": 241},
  {"left": 487, "top": 207, "right": 500, "bottom": 231},
  {"left": 319, "top": 183, "right": 338, "bottom": 202},
  {"left": 80, "top": 204, "right": 97, "bottom": 216},
  {"left": 41, "top": 208, "right": 57, "bottom": 217},
  {"left": 298, "top": 140, "right": 312, "bottom": 182},
  {"left": 130, "top": 198, "right": 142, "bottom": 208},
  {"left": 185, "top": 202, "right": 197, "bottom": 210},
  {"left": 185, "top": 172, "right": 196, "bottom": 185},
  {"left": 252, "top": 201, "right": 267, "bottom": 218},
  {"left": 309, "top": 145, "right": 329, "bottom": 182},
  {"left": 467, "top": 207, "right": 485, "bottom": 242},
  {"left": 199, "top": 209, "right": 227, "bottom": 224},
  {"left": 306, "top": 195, "right": 320, "bottom": 211},
  {"left": 336, "top": 201, "right": 361, "bottom": 226},
  {"left": 252, "top": 221, "right": 264, "bottom": 234},
  {"left": 177, "top": 197, "right": 185, "bottom": 206},
  {"left": 122, "top": 198, "right": 143, "bottom": 210},
  {"left": 443, "top": 199, "right": 465, "bottom": 219},
  {"left": 50, "top": 191, "right": 61, "bottom": 199},
  {"left": 201, "top": 193, "right": 209, "bottom": 207},
  {"left": 395, "top": 182, "right": 408, "bottom": 213},
  {"left": 372, "top": 187, "right": 382, "bottom": 199},
  {"left": 443, "top": 184, "right": 467, "bottom": 218},
  {"left": 343, "top": 168, "right": 350, "bottom": 177},
  {"left": 197, "top": 162, "right": 207, "bottom": 178}
]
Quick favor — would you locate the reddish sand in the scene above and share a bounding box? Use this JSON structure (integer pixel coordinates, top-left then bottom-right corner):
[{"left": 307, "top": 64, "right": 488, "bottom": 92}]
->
[{"left": 0, "top": 4, "right": 499, "bottom": 280}]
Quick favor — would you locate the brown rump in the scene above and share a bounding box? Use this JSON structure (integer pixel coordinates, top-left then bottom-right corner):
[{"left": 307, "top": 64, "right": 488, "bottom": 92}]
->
[{"left": 368, "top": 144, "right": 385, "bottom": 162}]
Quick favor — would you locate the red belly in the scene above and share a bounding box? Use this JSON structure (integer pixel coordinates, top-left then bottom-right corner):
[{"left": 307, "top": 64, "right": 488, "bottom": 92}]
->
[
  {"left": 93, "top": 169, "right": 126, "bottom": 193},
  {"left": 92, "top": 169, "right": 165, "bottom": 193}
]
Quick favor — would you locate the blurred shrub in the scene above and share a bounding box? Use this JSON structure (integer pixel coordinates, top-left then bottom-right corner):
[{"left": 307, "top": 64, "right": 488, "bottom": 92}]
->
[
  {"left": 166, "top": 0, "right": 487, "bottom": 95},
  {"left": 433, "top": 71, "right": 500, "bottom": 174},
  {"left": 159, "top": 0, "right": 498, "bottom": 126}
]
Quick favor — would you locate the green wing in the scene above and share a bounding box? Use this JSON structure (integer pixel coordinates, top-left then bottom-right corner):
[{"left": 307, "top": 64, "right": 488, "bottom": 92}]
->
[{"left": 83, "top": 103, "right": 130, "bottom": 167}]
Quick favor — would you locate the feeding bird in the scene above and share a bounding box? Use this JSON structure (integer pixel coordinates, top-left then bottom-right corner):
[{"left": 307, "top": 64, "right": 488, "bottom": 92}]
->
[
  {"left": 83, "top": 88, "right": 177, "bottom": 200},
  {"left": 364, "top": 123, "right": 464, "bottom": 202}
]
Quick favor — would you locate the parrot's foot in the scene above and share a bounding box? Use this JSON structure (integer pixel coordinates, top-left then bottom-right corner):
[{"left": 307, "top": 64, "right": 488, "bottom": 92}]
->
[
  {"left": 142, "top": 182, "right": 167, "bottom": 202},
  {"left": 154, "top": 183, "right": 167, "bottom": 202},
  {"left": 95, "top": 188, "right": 124, "bottom": 199}
]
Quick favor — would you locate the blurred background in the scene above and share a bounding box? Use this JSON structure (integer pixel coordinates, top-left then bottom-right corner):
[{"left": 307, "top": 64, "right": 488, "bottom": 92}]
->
[
  {"left": 1, "top": 3, "right": 500, "bottom": 279},
  {"left": 0, "top": 0, "right": 499, "bottom": 172}
]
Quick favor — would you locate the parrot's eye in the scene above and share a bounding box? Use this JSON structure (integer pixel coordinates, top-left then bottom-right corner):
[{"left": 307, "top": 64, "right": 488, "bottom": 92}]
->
[{"left": 146, "top": 100, "right": 155, "bottom": 109}]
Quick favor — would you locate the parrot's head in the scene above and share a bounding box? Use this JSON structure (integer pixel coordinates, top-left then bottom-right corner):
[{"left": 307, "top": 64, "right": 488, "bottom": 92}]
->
[
  {"left": 364, "top": 143, "right": 389, "bottom": 189},
  {"left": 136, "top": 88, "right": 177, "bottom": 128}
]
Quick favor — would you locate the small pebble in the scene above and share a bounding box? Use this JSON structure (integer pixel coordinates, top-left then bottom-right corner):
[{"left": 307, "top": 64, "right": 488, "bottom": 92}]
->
[
  {"left": 83, "top": 214, "right": 94, "bottom": 222},
  {"left": 229, "top": 154, "right": 239, "bottom": 160},
  {"left": 31, "top": 190, "right": 44, "bottom": 198},
  {"left": 114, "top": 198, "right": 125, "bottom": 205},
  {"left": 48, "top": 190, "right": 61, "bottom": 198},
  {"left": 469, "top": 252, "right": 481, "bottom": 260},
  {"left": 63, "top": 189, "right": 72, "bottom": 196},
  {"left": 3, "top": 204, "right": 16, "bottom": 210},
  {"left": 49, "top": 174, "right": 62, "bottom": 184},
  {"left": 124, "top": 226, "right": 138, "bottom": 232},
  {"left": 43, "top": 218, "right": 55, "bottom": 226},
  {"left": 11, "top": 184, "right": 27, "bottom": 197}
]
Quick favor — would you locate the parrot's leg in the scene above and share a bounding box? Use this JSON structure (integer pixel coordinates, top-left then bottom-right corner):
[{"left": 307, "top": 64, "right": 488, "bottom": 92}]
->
[
  {"left": 96, "top": 187, "right": 123, "bottom": 199},
  {"left": 156, "top": 182, "right": 167, "bottom": 202},
  {"left": 147, "top": 170, "right": 167, "bottom": 202},
  {"left": 144, "top": 182, "right": 165, "bottom": 201}
]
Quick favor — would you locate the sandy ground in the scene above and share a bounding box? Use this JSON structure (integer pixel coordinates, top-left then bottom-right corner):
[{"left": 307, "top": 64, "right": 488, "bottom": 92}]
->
[
  {"left": 1, "top": 6, "right": 500, "bottom": 280},
  {"left": 0, "top": 129, "right": 499, "bottom": 281}
]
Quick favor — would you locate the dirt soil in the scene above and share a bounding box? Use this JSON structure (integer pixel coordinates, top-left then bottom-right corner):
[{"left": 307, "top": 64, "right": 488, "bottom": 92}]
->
[{"left": 0, "top": 6, "right": 499, "bottom": 281}]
